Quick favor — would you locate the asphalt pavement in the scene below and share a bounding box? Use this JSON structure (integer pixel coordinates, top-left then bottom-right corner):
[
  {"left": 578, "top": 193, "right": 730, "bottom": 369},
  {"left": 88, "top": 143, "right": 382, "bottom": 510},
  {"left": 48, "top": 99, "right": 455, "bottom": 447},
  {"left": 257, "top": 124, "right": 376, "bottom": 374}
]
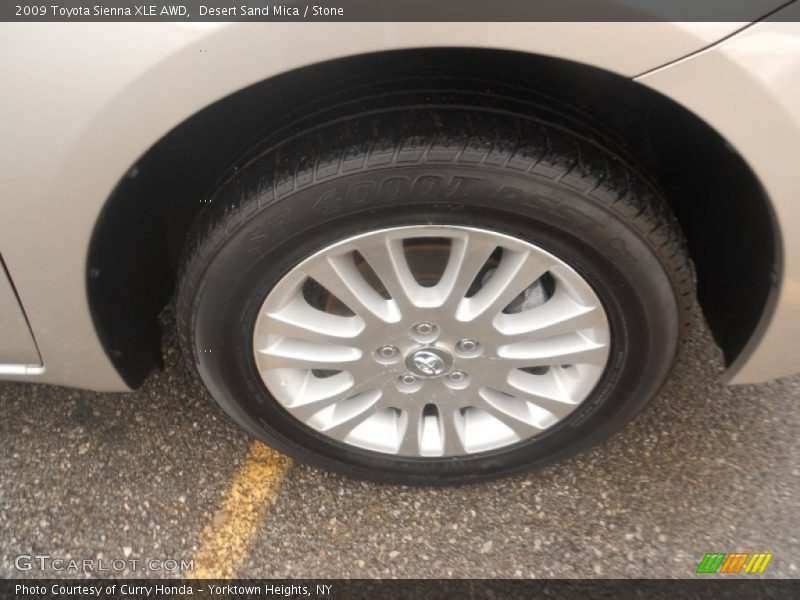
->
[{"left": 1, "top": 310, "right": 797, "bottom": 579}]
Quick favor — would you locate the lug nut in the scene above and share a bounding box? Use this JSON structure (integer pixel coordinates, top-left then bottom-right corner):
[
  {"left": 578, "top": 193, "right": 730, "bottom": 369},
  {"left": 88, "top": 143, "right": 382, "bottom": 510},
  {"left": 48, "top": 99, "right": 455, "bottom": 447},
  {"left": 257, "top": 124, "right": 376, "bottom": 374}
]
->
[
  {"left": 400, "top": 374, "right": 417, "bottom": 385},
  {"left": 458, "top": 339, "right": 478, "bottom": 352},
  {"left": 449, "top": 371, "right": 467, "bottom": 382},
  {"left": 414, "top": 322, "right": 434, "bottom": 335},
  {"left": 379, "top": 345, "right": 398, "bottom": 358}
]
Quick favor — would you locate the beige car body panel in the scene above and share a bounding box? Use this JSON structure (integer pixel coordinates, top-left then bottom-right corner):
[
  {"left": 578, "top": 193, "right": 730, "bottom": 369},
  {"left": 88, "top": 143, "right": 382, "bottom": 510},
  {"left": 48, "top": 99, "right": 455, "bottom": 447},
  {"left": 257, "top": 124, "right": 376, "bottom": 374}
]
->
[
  {"left": 0, "top": 21, "right": 795, "bottom": 390},
  {"left": 637, "top": 21, "right": 800, "bottom": 384},
  {"left": 0, "top": 259, "right": 42, "bottom": 370}
]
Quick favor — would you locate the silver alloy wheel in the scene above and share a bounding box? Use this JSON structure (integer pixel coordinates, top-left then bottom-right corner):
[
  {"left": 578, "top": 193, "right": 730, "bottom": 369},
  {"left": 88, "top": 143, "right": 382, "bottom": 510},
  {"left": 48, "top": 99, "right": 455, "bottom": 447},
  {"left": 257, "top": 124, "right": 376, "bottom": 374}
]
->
[{"left": 253, "top": 225, "right": 610, "bottom": 457}]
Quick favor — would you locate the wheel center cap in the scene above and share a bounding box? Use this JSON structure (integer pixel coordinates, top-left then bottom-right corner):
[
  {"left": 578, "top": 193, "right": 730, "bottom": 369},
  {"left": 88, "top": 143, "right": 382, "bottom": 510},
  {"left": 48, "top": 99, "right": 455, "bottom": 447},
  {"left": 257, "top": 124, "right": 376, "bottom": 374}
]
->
[{"left": 406, "top": 347, "right": 453, "bottom": 378}]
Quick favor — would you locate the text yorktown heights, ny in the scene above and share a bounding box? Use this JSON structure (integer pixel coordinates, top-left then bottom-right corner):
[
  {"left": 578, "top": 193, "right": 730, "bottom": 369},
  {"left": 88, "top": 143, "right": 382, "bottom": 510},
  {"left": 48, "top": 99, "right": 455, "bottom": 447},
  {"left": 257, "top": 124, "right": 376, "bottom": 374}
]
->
[{"left": 15, "top": 583, "right": 334, "bottom": 597}]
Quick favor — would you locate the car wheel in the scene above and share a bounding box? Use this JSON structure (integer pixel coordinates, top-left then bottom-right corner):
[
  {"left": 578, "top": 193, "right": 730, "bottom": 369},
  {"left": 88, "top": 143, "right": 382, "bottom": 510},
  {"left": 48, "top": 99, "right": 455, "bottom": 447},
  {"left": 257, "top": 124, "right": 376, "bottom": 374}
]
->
[{"left": 176, "top": 97, "right": 692, "bottom": 484}]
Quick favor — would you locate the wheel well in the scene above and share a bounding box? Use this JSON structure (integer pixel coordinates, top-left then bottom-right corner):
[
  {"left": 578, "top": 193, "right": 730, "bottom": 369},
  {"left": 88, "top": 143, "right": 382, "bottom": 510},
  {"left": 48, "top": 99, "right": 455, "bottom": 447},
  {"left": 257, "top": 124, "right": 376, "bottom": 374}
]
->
[{"left": 88, "top": 48, "right": 777, "bottom": 388}]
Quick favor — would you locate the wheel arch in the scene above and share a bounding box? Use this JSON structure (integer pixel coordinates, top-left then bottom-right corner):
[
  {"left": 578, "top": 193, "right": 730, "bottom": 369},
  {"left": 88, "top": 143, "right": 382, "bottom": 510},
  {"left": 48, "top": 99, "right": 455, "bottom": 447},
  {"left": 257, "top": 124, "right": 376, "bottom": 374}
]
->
[{"left": 87, "top": 47, "right": 778, "bottom": 387}]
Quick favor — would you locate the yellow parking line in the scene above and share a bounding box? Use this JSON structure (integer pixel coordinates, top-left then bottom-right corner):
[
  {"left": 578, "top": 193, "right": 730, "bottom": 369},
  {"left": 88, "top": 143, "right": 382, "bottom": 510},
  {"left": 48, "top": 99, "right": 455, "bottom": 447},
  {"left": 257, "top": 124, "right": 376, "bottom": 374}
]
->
[{"left": 189, "top": 442, "right": 293, "bottom": 579}]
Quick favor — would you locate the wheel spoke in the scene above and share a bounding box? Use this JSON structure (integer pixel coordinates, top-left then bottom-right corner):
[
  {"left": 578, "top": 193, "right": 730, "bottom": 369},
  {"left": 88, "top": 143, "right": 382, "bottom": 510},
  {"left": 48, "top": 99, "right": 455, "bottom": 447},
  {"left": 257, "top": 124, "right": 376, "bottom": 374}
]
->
[
  {"left": 357, "top": 236, "right": 420, "bottom": 311},
  {"left": 438, "top": 408, "right": 467, "bottom": 456},
  {"left": 255, "top": 338, "right": 363, "bottom": 372},
  {"left": 302, "top": 253, "right": 400, "bottom": 324},
  {"left": 287, "top": 390, "right": 354, "bottom": 422},
  {"left": 477, "top": 388, "right": 547, "bottom": 438},
  {"left": 493, "top": 287, "right": 604, "bottom": 341},
  {"left": 285, "top": 373, "right": 380, "bottom": 421},
  {"left": 438, "top": 233, "right": 498, "bottom": 311},
  {"left": 396, "top": 404, "right": 424, "bottom": 456},
  {"left": 260, "top": 295, "right": 365, "bottom": 344},
  {"left": 456, "top": 249, "right": 552, "bottom": 322},
  {"left": 488, "top": 373, "right": 578, "bottom": 421},
  {"left": 497, "top": 334, "right": 608, "bottom": 368},
  {"left": 317, "top": 390, "right": 384, "bottom": 438}
]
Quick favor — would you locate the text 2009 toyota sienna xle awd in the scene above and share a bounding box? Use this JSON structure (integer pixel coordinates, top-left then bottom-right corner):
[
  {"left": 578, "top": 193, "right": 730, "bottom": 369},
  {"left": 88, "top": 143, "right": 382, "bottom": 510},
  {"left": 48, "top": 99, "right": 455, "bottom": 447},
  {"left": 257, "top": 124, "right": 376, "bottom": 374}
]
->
[{"left": 1, "top": 12, "right": 799, "bottom": 484}]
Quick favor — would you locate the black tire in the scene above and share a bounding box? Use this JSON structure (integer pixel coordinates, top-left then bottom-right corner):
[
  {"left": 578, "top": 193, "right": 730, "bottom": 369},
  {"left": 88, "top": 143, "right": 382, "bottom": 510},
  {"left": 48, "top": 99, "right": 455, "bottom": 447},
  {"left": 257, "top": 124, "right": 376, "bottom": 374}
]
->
[{"left": 176, "top": 91, "right": 692, "bottom": 485}]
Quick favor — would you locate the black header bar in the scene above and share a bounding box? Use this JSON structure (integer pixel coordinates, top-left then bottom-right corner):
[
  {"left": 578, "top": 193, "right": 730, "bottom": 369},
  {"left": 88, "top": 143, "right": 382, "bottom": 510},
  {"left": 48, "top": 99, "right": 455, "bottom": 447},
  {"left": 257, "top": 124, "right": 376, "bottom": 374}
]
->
[{"left": 3, "top": 0, "right": 799, "bottom": 22}]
